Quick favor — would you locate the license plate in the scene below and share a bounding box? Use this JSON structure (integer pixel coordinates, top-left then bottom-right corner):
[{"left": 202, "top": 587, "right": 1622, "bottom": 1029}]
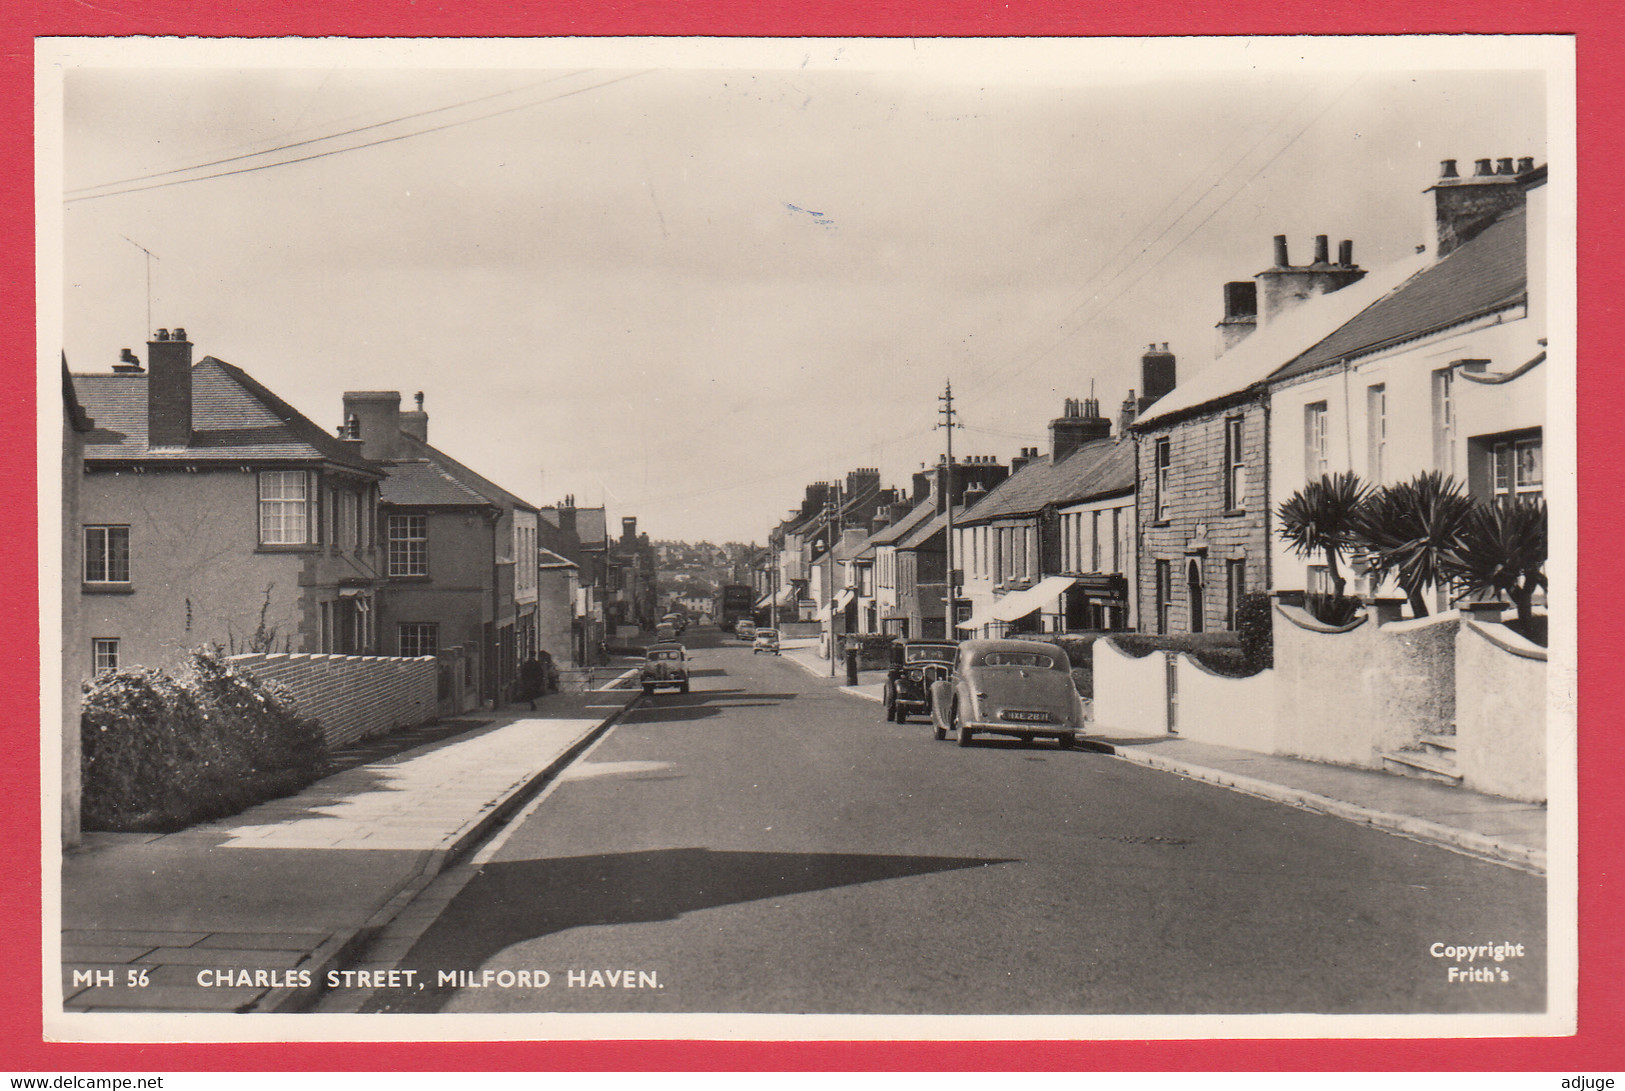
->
[{"left": 1001, "top": 710, "right": 1051, "bottom": 723}]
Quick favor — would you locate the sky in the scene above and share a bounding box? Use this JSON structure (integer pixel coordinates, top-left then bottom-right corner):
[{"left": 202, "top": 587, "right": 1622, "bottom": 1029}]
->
[{"left": 48, "top": 37, "right": 1560, "bottom": 543}]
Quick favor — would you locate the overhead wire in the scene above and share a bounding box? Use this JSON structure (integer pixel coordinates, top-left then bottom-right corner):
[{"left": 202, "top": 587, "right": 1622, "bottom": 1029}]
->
[
  {"left": 65, "top": 70, "right": 653, "bottom": 205},
  {"left": 66, "top": 71, "right": 591, "bottom": 197},
  {"left": 966, "top": 74, "right": 1364, "bottom": 397}
]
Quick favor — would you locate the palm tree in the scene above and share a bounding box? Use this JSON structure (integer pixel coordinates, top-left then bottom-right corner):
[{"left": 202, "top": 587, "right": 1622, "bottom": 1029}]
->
[
  {"left": 1444, "top": 496, "right": 1547, "bottom": 630},
  {"left": 1276, "top": 471, "right": 1369, "bottom": 598},
  {"left": 1353, "top": 471, "right": 1475, "bottom": 617}
]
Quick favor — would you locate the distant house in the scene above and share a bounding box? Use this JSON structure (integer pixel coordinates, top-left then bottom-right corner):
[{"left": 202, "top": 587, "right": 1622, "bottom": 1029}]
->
[
  {"left": 1266, "top": 157, "right": 1546, "bottom": 600},
  {"left": 74, "top": 329, "right": 385, "bottom": 674},
  {"left": 952, "top": 399, "right": 1135, "bottom": 638},
  {"left": 341, "top": 390, "right": 540, "bottom": 705}
]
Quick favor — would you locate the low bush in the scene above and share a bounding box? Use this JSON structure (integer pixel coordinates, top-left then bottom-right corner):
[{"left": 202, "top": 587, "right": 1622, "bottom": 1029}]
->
[
  {"left": 843, "top": 632, "right": 899, "bottom": 667},
  {"left": 1305, "top": 592, "right": 1364, "bottom": 627},
  {"left": 1235, "top": 592, "right": 1274, "bottom": 672},
  {"left": 1107, "top": 630, "right": 1255, "bottom": 677},
  {"left": 80, "top": 648, "right": 325, "bottom": 833},
  {"left": 1050, "top": 634, "right": 1107, "bottom": 698}
]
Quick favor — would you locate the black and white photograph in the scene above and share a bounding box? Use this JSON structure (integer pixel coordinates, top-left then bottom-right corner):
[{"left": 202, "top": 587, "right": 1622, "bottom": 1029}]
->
[{"left": 42, "top": 34, "right": 1575, "bottom": 1040}]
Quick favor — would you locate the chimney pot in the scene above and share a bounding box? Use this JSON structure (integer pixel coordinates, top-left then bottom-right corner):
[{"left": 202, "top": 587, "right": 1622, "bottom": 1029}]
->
[
  {"left": 1474, "top": 158, "right": 1494, "bottom": 177},
  {"left": 1313, "top": 235, "right": 1330, "bottom": 264},
  {"left": 1440, "top": 159, "right": 1459, "bottom": 179},
  {"left": 415, "top": 391, "right": 424, "bottom": 410},
  {"left": 1517, "top": 156, "right": 1535, "bottom": 174},
  {"left": 155, "top": 328, "right": 169, "bottom": 341},
  {"left": 1496, "top": 156, "right": 1516, "bottom": 175},
  {"left": 173, "top": 327, "right": 187, "bottom": 341},
  {"left": 1272, "top": 235, "right": 1290, "bottom": 267},
  {"left": 1338, "top": 239, "right": 1354, "bottom": 266}
]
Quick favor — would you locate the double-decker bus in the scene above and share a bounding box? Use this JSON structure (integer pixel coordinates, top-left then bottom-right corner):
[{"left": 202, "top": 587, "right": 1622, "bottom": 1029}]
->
[{"left": 713, "top": 585, "right": 755, "bottom": 632}]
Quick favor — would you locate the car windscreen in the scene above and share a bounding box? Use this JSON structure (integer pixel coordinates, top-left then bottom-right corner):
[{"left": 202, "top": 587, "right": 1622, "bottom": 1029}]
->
[
  {"left": 977, "top": 650, "right": 1064, "bottom": 670},
  {"left": 757, "top": 631, "right": 778, "bottom": 638},
  {"left": 904, "top": 645, "right": 955, "bottom": 663},
  {"left": 647, "top": 649, "right": 682, "bottom": 661}
]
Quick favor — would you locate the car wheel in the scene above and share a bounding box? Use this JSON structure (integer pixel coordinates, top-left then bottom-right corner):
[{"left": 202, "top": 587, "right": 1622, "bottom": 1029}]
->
[
  {"left": 641, "top": 685, "right": 653, "bottom": 696},
  {"left": 882, "top": 683, "right": 896, "bottom": 722},
  {"left": 1058, "top": 733, "right": 1075, "bottom": 750},
  {"left": 679, "top": 681, "right": 690, "bottom": 693},
  {"left": 954, "top": 704, "right": 973, "bottom": 747}
]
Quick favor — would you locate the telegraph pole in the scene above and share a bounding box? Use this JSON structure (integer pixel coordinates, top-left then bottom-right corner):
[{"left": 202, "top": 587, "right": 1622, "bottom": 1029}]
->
[
  {"left": 826, "top": 483, "right": 843, "bottom": 676},
  {"left": 937, "top": 381, "right": 963, "bottom": 637}
]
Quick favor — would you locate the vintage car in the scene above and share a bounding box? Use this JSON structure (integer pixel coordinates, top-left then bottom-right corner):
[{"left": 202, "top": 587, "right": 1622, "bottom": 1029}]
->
[
  {"left": 753, "top": 628, "right": 781, "bottom": 655},
  {"left": 882, "top": 640, "right": 958, "bottom": 723},
  {"left": 653, "top": 623, "right": 679, "bottom": 644},
  {"left": 927, "top": 638, "right": 1083, "bottom": 748},
  {"left": 639, "top": 642, "right": 690, "bottom": 695},
  {"left": 661, "top": 612, "right": 688, "bottom": 635},
  {"left": 735, "top": 619, "right": 758, "bottom": 641}
]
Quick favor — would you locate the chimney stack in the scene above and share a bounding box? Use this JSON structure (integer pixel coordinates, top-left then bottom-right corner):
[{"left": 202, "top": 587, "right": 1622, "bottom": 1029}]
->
[
  {"left": 1138, "top": 343, "right": 1177, "bottom": 412},
  {"left": 1427, "top": 153, "right": 1536, "bottom": 258},
  {"left": 1254, "top": 234, "right": 1366, "bottom": 327},
  {"left": 113, "top": 348, "right": 144, "bottom": 374},
  {"left": 1217, "top": 281, "right": 1259, "bottom": 354},
  {"left": 622, "top": 516, "right": 638, "bottom": 545},
  {"left": 341, "top": 391, "right": 404, "bottom": 462},
  {"left": 400, "top": 390, "right": 428, "bottom": 443},
  {"left": 1050, "top": 396, "right": 1112, "bottom": 464},
  {"left": 1118, "top": 391, "right": 1139, "bottom": 435},
  {"left": 146, "top": 326, "right": 194, "bottom": 449}
]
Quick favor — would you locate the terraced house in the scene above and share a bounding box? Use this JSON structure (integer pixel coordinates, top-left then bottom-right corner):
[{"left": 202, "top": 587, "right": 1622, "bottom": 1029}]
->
[
  {"left": 72, "top": 329, "right": 386, "bottom": 675},
  {"left": 341, "top": 389, "right": 541, "bottom": 706}
]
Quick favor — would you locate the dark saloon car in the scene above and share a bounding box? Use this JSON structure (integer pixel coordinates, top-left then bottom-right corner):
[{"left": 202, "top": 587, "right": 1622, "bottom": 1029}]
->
[
  {"left": 927, "top": 638, "right": 1084, "bottom": 748},
  {"left": 882, "top": 640, "right": 958, "bottom": 723}
]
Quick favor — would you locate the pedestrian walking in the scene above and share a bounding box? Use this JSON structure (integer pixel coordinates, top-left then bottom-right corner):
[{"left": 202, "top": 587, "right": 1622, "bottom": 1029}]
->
[{"left": 518, "top": 656, "right": 547, "bottom": 711}]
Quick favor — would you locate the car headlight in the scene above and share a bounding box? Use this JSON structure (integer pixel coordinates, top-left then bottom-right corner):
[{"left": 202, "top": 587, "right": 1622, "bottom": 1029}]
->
[{"left": 908, "top": 670, "right": 922, "bottom": 681}]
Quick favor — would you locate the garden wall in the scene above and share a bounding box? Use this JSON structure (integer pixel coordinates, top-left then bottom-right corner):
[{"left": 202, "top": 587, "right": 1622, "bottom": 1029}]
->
[
  {"left": 1272, "top": 605, "right": 1456, "bottom": 769},
  {"left": 1091, "top": 638, "right": 1169, "bottom": 737},
  {"left": 1173, "top": 655, "right": 1276, "bottom": 751},
  {"left": 1455, "top": 620, "right": 1547, "bottom": 803},
  {"left": 228, "top": 652, "right": 438, "bottom": 747}
]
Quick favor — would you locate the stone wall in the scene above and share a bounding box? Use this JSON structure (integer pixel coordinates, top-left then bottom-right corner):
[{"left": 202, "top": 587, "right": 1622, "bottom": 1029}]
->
[{"left": 229, "top": 652, "right": 438, "bottom": 748}]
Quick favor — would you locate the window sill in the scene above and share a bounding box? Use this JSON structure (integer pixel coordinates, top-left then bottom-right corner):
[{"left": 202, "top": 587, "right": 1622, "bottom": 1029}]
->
[
  {"left": 255, "top": 544, "right": 319, "bottom": 554},
  {"left": 1223, "top": 508, "right": 1248, "bottom": 518},
  {"left": 82, "top": 583, "right": 134, "bottom": 595},
  {"left": 1150, "top": 520, "right": 1171, "bottom": 528},
  {"left": 388, "top": 573, "right": 432, "bottom": 582}
]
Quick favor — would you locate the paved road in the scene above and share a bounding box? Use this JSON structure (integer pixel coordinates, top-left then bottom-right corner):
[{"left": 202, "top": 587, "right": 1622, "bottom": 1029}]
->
[{"left": 359, "top": 625, "right": 1546, "bottom": 1015}]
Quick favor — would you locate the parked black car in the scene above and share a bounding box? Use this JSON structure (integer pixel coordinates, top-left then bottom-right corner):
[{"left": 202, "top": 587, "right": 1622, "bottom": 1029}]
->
[{"left": 882, "top": 640, "right": 958, "bottom": 723}]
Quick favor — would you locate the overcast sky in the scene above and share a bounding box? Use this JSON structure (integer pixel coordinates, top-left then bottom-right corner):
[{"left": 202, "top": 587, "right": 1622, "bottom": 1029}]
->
[{"left": 49, "top": 37, "right": 1559, "bottom": 543}]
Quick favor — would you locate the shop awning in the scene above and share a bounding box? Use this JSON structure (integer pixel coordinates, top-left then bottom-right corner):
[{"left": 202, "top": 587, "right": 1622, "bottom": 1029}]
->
[
  {"left": 990, "top": 576, "right": 1077, "bottom": 622},
  {"left": 820, "top": 587, "right": 857, "bottom": 620}
]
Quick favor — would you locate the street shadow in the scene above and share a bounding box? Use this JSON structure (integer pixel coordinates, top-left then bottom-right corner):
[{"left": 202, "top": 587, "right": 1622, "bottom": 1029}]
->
[{"left": 365, "top": 847, "right": 1013, "bottom": 1012}]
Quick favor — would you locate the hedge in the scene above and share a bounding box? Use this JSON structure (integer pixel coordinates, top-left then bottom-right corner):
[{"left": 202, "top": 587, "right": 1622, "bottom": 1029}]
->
[{"left": 80, "top": 648, "right": 325, "bottom": 833}]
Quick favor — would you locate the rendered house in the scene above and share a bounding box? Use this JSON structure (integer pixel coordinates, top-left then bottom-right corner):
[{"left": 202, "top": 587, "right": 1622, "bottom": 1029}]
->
[
  {"left": 1266, "top": 157, "right": 1546, "bottom": 598},
  {"left": 73, "top": 330, "right": 386, "bottom": 675},
  {"left": 341, "top": 390, "right": 540, "bottom": 705}
]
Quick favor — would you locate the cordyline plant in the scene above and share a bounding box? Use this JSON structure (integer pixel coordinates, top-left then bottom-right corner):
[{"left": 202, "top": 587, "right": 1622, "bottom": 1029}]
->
[
  {"left": 1353, "top": 471, "right": 1477, "bottom": 618},
  {"left": 1443, "top": 496, "right": 1548, "bottom": 627},
  {"left": 1276, "top": 471, "right": 1370, "bottom": 598}
]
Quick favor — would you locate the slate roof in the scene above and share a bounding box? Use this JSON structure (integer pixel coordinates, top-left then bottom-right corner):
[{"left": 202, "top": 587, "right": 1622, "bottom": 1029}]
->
[
  {"left": 382, "top": 431, "right": 538, "bottom": 512},
  {"left": 957, "top": 438, "right": 1135, "bottom": 525},
  {"left": 73, "top": 357, "right": 380, "bottom": 473},
  {"left": 540, "top": 505, "right": 609, "bottom": 549},
  {"left": 538, "top": 547, "right": 578, "bottom": 569},
  {"left": 867, "top": 500, "right": 938, "bottom": 548},
  {"left": 1271, "top": 208, "right": 1526, "bottom": 383},
  {"left": 898, "top": 504, "right": 970, "bottom": 551}
]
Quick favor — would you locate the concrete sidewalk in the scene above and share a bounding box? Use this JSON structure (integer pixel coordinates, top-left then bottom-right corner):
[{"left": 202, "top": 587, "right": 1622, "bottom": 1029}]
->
[
  {"left": 59, "top": 687, "right": 641, "bottom": 1013},
  {"left": 779, "top": 636, "right": 887, "bottom": 702},
  {"left": 782, "top": 636, "right": 1545, "bottom": 874},
  {"left": 1097, "top": 731, "right": 1547, "bottom": 875}
]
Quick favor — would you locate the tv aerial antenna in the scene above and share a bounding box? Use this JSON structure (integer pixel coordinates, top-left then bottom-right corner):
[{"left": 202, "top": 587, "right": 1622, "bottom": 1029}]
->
[{"left": 119, "top": 234, "right": 159, "bottom": 337}]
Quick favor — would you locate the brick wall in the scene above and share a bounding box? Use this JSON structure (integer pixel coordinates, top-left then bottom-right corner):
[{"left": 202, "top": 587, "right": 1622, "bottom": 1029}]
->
[
  {"left": 228, "top": 652, "right": 438, "bottom": 748},
  {"left": 1136, "top": 400, "right": 1271, "bottom": 633}
]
